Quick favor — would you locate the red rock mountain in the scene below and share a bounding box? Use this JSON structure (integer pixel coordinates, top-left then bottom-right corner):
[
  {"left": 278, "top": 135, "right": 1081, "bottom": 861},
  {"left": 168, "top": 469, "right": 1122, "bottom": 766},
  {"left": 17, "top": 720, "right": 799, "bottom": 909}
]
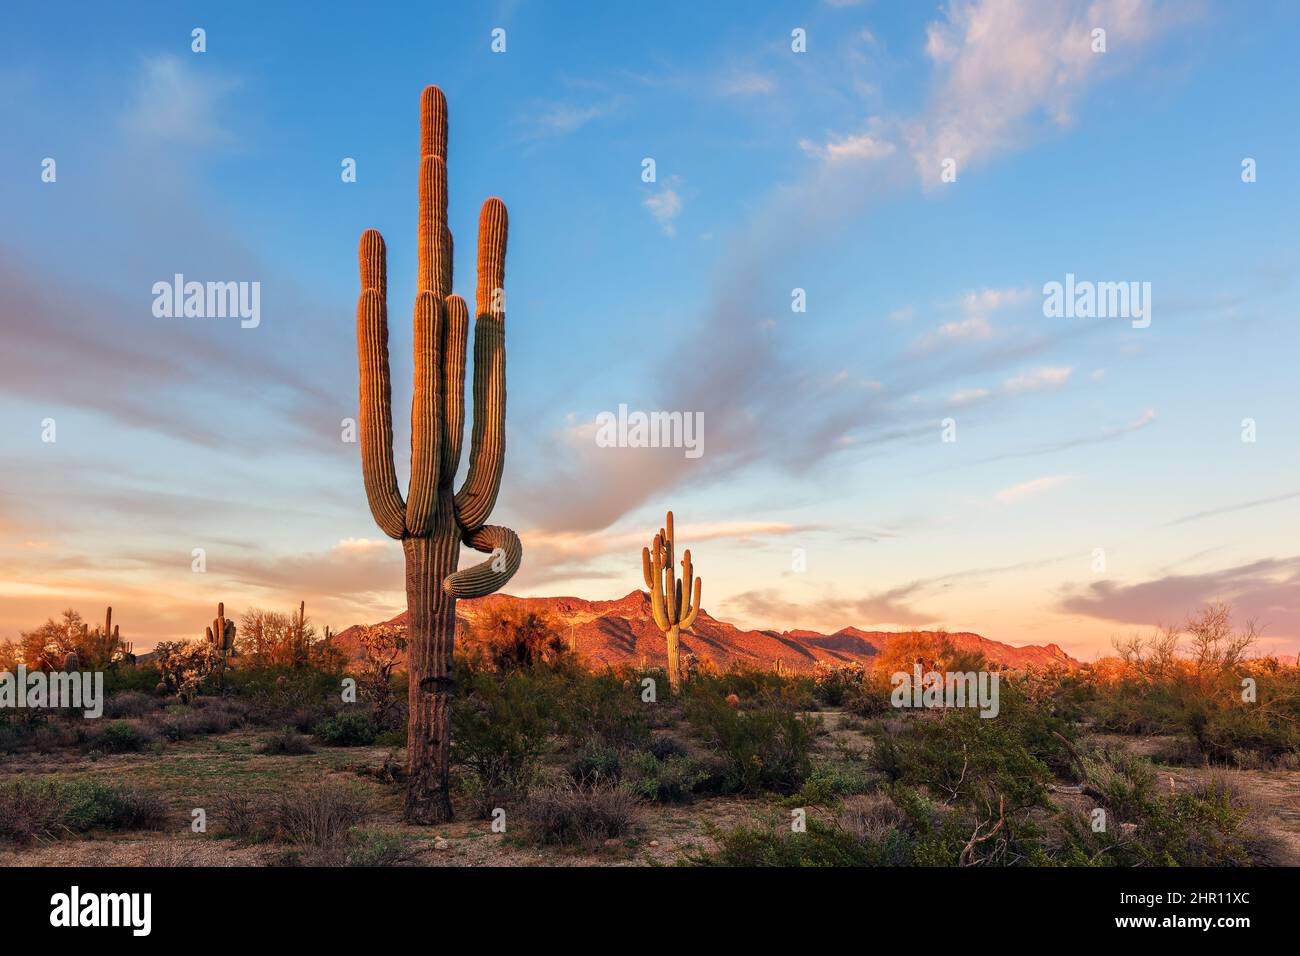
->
[{"left": 333, "top": 590, "right": 1076, "bottom": 672}]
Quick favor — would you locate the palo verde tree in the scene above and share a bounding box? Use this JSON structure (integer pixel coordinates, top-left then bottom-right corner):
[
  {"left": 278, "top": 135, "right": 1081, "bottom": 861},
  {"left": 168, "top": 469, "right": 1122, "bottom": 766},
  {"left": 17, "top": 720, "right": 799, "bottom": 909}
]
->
[{"left": 355, "top": 85, "right": 522, "bottom": 823}]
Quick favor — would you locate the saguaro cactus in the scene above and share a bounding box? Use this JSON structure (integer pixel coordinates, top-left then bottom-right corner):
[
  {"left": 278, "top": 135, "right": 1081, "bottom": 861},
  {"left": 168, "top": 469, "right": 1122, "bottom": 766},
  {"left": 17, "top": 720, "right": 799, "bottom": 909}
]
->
[
  {"left": 205, "top": 602, "right": 236, "bottom": 659},
  {"left": 355, "top": 85, "right": 522, "bottom": 824},
  {"left": 643, "top": 511, "right": 702, "bottom": 694}
]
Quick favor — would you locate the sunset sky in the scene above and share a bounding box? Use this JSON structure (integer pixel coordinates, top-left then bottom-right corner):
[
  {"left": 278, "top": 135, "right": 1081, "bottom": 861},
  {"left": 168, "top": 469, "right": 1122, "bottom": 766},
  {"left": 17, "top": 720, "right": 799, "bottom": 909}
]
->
[{"left": 2, "top": 0, "right": 1299, "bottom": 661}]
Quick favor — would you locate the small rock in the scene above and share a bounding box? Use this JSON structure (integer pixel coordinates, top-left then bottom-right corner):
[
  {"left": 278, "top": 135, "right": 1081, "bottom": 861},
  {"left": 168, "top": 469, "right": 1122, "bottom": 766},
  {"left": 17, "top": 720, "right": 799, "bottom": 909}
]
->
[
  {"left": 648, "top": 840, "right": 660, "bottom": 848},
  {"left": 434, "top": 837, "right": 450, "bottom": 850},
  {"left": 604, "top": 838, "right": 620, "bottom": 847}
]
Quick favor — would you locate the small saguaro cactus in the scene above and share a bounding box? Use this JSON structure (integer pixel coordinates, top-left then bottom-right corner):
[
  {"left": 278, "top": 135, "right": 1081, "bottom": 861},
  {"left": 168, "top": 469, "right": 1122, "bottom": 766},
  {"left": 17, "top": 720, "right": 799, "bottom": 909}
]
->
[
  {"left": 643, "top": 511, "right": 702, "bottom": 694},
  {"left": 355, "top": 85, "right": 522, "bottom": 824},
  {"left": 205, "top": 602, "right": 236, "bottom": 659}
]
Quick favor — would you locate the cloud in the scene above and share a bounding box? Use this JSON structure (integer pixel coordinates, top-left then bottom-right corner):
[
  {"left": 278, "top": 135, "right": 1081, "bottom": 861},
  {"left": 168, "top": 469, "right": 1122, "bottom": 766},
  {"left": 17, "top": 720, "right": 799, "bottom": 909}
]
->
[
  {"left": 909, "top": 0, "right": 1176, "bottom": 185},
  {"left": 994, "top": 474, "right": 1076, "bottom": 504},
  {"left": 1162, "top": 490, "right": 1300, "bottom": 528},
  {"left": 512, "top": 0, "right": 1184, "bottom": 536},
  {"left": 911, "top": 315, "right": 994, "bottom": 353},
  {"left": 1059, "top": 555, "right": 1300, "bottom": 641},
  {"left": 1004, "top": 365, "right": 1073, "bottom": 393},
  {"left": 718, "top": 71, "right": 775, "bottom": 96},
  {"left": 121, "top": 55, "right": 239, "bottom": 149},
  {"left": 726, "top": 582, "right": 937, "bottom": 632},
  {"left": 643, "top": 178, "right": 683, "bottom": 236},
  {"left": 799, "top": 132, "right": 896, "bottom": 163},
  {"left": 520, "top": 99, "right": 618, "bottom": 140}
]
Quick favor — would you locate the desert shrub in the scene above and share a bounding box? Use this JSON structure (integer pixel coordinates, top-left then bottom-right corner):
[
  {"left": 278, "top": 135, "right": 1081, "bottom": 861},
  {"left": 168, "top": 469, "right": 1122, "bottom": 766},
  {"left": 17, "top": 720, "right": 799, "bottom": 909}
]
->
[
  {"left": 0, "top": 779, "right": 167, "bottom": 842},
  {"left": 258, "top": 727, "right": 314, "bottom": 755},
  {"left": 813, "top": 663, "right": 868, "bottom": 708},
  {"left": 1055, "top": 751, "right": 1260, "bottom": 866},
  {"left": 274, "top": 784, "right": 368, "bottom": 846},
  {"left": 468, "top": 606, "right": 569, "bottom": 672},
  {"left": 646, "top": 734, "right": 689, "bottom": 761},
  {"left": 102, "top": 691, "right": 154, "bottom": 719},
  {"left": 0, "top": 780, "right": 69, "bottom": 842},
  {"left": 568, "top": 742, "right": 622, "bottom": 786},
  {"left": 558, "top": 670, "right": 650, "bottom": 751},
  {"left": 686, "top": 692, "right": 816, "bottom": 794},
  {"left": 313, "top": 711, "right": 376, "bottom": 746},
  {"left": 524, "top": 779, "right": 639, "bottom": 846},
  {"left": 787, "top": 761, "right": 878, "bottom": 807},
  {"left": 153, "top": 703, "right": 242, "bottom": 742},
  {"left": 217, "top": 791, "right": 263, "bottom": 839},
  {"left": 81, "top": 720, "right": 153, "bottom": 754},
  {"left": 343, "top": 828, "right": 420, "bottom": 866},
  {"left": 693, "top": 669, "right": 817, "bottom": 710},
  {"left": 622, "top": 750, "right": 711, "bottom": 803},
  {"left": 452, "top": 667, "right": 555, "bottom": 815},
  {"left": 693, "top": 815, "right": 878, "bottom": 867}
]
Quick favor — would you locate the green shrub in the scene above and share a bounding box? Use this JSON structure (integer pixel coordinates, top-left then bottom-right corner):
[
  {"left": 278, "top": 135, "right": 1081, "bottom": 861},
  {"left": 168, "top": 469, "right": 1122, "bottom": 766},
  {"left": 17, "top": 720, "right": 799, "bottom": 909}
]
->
[
  {"left": 0, "top": 779, "right": 167, "bottom": 842},
  {"left": 569, "top": 742, "right": 622, "bottom": 786},
  {"left": 686, "top": 693, "right": 816, "bottom": 794},
  {"left": 313, "top": 711, "right": 377, "bottom": 746},
  {"left": 622, "top": 750, "right": 710, "bottom": 803},
  {"left": 452, "top": 668, "right": 554, "bottom": 815}
]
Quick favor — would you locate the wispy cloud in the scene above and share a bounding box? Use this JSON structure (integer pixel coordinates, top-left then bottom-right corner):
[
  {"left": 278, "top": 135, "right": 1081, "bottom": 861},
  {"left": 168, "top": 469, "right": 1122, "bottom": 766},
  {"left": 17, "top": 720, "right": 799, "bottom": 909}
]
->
[
  {"left": 643, "top": 177, "right": 683, "bottom": 236},
  {"left": 994, "top": 474, "right": 1076, "bottom": 504}
]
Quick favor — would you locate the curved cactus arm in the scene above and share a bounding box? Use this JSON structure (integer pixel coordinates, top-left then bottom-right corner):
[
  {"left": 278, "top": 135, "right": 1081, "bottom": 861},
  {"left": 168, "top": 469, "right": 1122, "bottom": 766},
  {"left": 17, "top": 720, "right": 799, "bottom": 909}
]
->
[
  {"left": 641, "top": 546, "right": 654, "bottom": 589},
  {"left": 357, "top": 229, "right": 408, "bottom": 539},
  {"left": 454, "top": 198, "right": 508, "bottom": 533},
  {"left": 441, "top": 294, "right": 469, "bottom": 482},
  {"left": 406, "top": 290, "right": 444, "bottom": 534},
  {"left": 442, "top": 525, "right": 522, "bottom": 598}
]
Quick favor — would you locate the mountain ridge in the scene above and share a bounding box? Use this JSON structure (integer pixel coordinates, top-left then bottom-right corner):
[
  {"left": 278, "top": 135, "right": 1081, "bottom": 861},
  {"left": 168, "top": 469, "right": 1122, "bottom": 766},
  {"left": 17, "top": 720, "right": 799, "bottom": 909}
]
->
[{"left": 333, "top": 590, "right": 1077, "bottom": 672}]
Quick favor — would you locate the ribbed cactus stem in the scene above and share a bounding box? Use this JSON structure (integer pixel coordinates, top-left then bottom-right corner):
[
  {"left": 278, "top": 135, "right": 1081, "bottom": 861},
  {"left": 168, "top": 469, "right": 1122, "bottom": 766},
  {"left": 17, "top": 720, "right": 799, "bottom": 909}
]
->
[
  {"left": 355, "top": 85, "right": 521, "bottom": 824},
  {"left": 643, "top": 511, "right": 703, "bottom": 694}
]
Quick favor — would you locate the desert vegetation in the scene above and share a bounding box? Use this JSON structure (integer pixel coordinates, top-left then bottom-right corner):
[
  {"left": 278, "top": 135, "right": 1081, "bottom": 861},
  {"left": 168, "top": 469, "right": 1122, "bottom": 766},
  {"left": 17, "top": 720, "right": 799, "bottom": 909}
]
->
[{"left": 0, "top": 598, "right": 1294, "bottom": 867}]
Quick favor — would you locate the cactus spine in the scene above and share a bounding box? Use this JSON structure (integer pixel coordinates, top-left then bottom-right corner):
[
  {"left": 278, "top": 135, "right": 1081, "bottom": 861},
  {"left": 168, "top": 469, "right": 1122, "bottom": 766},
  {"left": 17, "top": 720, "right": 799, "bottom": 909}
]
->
[
  {"left": 643, "top": 511, "right": 702, "bottom": 694},
  {"left": 355, "top": 85, "right": 521, "bottom": 824}
]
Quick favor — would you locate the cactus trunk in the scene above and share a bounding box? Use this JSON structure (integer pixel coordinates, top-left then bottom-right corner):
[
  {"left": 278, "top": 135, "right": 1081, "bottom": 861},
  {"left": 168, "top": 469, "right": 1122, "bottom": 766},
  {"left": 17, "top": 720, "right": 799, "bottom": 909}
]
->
[
  {"left": 355, "top": 86, "right": 522, "bottom": 824},
  {"left": 666, "top": 625, "right": 681, "bottom": 694}
]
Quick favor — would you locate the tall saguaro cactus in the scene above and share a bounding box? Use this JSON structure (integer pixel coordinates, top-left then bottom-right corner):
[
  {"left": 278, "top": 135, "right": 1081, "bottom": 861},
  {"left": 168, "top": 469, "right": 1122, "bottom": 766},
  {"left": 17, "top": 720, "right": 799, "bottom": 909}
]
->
[
  {"left": 355, "top": 85, "right": 522, "bottom": 823},
  {"left": 643, "top": 511, "right": 702, "bottom": 694}
]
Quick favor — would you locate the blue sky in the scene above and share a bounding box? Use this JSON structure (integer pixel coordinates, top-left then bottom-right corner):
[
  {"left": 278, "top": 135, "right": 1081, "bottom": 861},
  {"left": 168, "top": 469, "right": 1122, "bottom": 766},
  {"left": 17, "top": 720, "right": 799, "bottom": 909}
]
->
[{"left": 2, "top": 0, "right": 1299, "bottom": 659}]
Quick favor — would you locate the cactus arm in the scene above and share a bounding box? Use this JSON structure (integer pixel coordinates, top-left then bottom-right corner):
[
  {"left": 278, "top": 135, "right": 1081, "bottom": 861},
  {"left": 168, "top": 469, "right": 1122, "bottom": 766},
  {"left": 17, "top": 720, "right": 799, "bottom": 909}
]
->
[
  {"left": 649, "top": 537, "right": 670, "bottom": 631},
  {"left": 357, "top": 230, "right": 408, "bottom": 539},
  {"left": 454, "top": 198, "right": 508, "bottom": 532},
  {"left": 641, "top": 547, "right": 654, "bottom": 589},
  {"left": 441, "top": 294, "right": 469, "bottom": 481},
  {"left": 442, "top": 525, "right": 522, "bottom": 598},
  {"left": 681, "top": 577, "right": 702, "bottom": 630},
  {"left": 418, "top": 86, "right": 451, "bottom": 298},
  {"left": 406, "top": 290, "right": 444, "bottom": 534}
]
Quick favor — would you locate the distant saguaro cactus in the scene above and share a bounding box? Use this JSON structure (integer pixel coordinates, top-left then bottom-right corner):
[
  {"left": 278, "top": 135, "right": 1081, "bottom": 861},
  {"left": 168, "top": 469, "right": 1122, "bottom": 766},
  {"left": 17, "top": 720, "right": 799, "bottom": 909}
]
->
[
  {"left": 205, "top": 602, "right": 236, "bottom": 660},
  {"left": 355, "top": 85, "right": 522, "bottom": 824},
  {"left": 643, "top": 511, "right": 702, "bottom": 694}
]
